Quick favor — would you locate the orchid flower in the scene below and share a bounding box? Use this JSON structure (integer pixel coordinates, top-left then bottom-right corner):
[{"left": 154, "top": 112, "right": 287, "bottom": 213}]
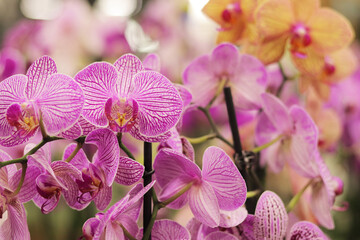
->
[
  {"left": 254, "top": 0, "right": 354, "bottom": 64},
  {"left": 183, "top": 43, "right": 267, "bottom": 110},
  {"left": 0, "top": 55, "right": 84, "bottom": 147},
  {"left": 81, "top": 182, "right": 155, "bottom": 240},
  {"left": 0, "top": 150, "right": 40, "bottom": 240},
  {"left": 255, "top": 93, "right": 319, "bottom": 178},
  {"left": 65, "top": 128, "right": 143, "bottom": 210},
  {"left": 25, "top": 143, "right": 83, "bottom": 214},
  {"left": 74, "top": 53, "right": 183, "bottom": 142},
  {"left": 289, "top": 221, "right": 328, "bottom": 239},
  {"left": 202, "top": 0, "right": 259, "bottom": 44},
  {"left": 154, "top": 146, "right": 247, "bottom": 228}
]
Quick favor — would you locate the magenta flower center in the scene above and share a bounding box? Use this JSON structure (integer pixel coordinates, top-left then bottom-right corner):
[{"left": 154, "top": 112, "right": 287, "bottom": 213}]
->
[
  {"left": 77, "top": 166, "right": 104, "bottom": 203},
  {"left": 6, "top": 102, "right": 39, "bottom": 136},
  {"left": 105, "top": 97, "right": 138, "bottom": 132},
  {"left": 290, "top": 23, "right": 312, "bottom": 58},
  {"left": 36, "top": 175, "right": 61, "bottom": 199},
  {"left": 221, "top": 2, "right": 242, "bottom": 24}
]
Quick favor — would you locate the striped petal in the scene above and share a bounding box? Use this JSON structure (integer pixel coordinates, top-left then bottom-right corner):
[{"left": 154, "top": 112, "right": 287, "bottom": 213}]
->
[
  {"left": 86, "top": 128, "right": 120, "bottom": 186},
  {"left": 0, "top": 201, "right": 30, "bottom": 240},
  {"left": 289, "top": 221, "right": 328, "bottom": 239},
  {"left": 131, "top": 71, "right": 182, "bottom": 136},
  {"left": 202, "top": 146, "right": 246, "bottom": 211},
  {"left": 0, "top": 75, "right": 27, "bottom": 137},
  {"left": 189, "top": 181, "right": 220, "bottom": 228},
  {"left": 36, "top": 73, "right": 84, "bottom": 135},
  {"left": 151, "top": 219, "right": 190, "bottom": 240},
  {"left": 74, "top": 62, "right": 118, "bottom": 127},
  {"left": 114, "top": 157, "right": 144, "bottom": 186},
  {"left": 254, "top": 191, "right": 288, "bottom": 240},
  {"left": 113, "top": 54, "right": 144, "bottom": 96},
  {"left": 25, "top": 56, "right": 57, "bottom": 100},
  {"left": 94, "top": 184, "right": 112, "bottom": 211}
]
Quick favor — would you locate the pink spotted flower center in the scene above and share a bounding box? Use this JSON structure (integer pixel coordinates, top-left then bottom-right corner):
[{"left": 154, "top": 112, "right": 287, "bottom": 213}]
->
[
  {"left": 6, "top": 102, "right": 39, "bottom": 136},
  {"left": 105, "top": 97, "right": 138, "bottom": 132},
  {"left": 290, "top": 23, "right": 312, "bottom": 58}
]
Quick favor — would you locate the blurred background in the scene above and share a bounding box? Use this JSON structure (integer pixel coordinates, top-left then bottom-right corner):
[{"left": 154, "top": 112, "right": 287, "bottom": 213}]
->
[{"left": 1, "top": 0, "right": 360, "bottom": 239}]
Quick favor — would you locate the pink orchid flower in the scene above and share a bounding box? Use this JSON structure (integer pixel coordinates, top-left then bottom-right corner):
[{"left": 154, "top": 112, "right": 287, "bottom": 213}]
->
[
  {"left": 65, "top": 128, "right": 143, "bottom": 211},
  {"left": 81, "top": 182, "right": 155, "bottom": 240},
  {"left": 74, "top": 53, "right": 183, "bottom": 142},
  {"left": 25, "top": 143, "right": 83, "bottom": 214},
  {"left": 183, "top": 43, "right": 267, "bottom": 110},
  {"left": 256, "top": 93, "right": 319, "bottom": 178},
  {"left": 0, "top": 55, "right": 84, "bottom": 146},
  {"left": 154, "top": 146, "right": 247, "bottom": 228},
  {"left": 137, "top": 219, "right": 191, "bottom": 240},
  {"left": 0, "top": 150, "right": 40, "bottom": 240}
]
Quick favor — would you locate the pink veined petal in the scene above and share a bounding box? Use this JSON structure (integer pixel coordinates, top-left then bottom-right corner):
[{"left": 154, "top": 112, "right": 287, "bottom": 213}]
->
[
  {"left": 123, "top": 181, "right": 156, "bottom": 210},
  {"left": 0, "top": 130, "right": 36, "bottom": 147},
  {"left": 175, "top": 84, "right": 193, "bottom": 109},
  {"left": 260, "top": 93, "right": 292, "bottom": 133},
  {"left": 0, "top": 201, "right": 30, "bottom": 240},
  {"left": 255, "top": 112, "right": 279, "bottom": 146},
  {"left": 118, "top": 215, "right": 139, "bottom": 238},
  {"left": 26, "top": 143, "right": 53, "bottom": 175},
  {"left": 86, "top": 128, "right": 120, "bottom": 186},
  {"left": 146, "top": 219, "right": 190, "bottom": 240},
  {"left": 113, "top": 53, "right": 144, "bottom": 96},
  {"left": 105, "top": 223, "right": 124, "bottom": 240},
  {"left": 58, "top": 122, "right": 82, "bottom": 139},
  {"left": 239, "top": 214, "right": 256, "bottom": 240},
  {"left": 261, "top": 140, "right": 288, "bottom": 173},
  {"left": 94, "top": 184, "right": 112, "bottom": 211},
  {"left": 205, "top": 231, "right": 238, "bottom": 240},
  {"left": 0, "top": 74, "right": 27, "bottom": 137},
  {"left": 316, "top": 154, "right": 335, "bottom": 205},
  {"left": 219, "top": 206, "right": 248, "bottom": 228},
  {"left": 186, "top": 218, "right": 202, "bottom": 240},
  {"left": 114, "top": 156, "right": 144, "bottom": 186},
  {"left": 158, "top": 177, "right": 191, "bottom": 209},
  {"left": 153, "top": 148, "right": 201, "bottom": 188},
  {"left": 63, "top": 143, "right": 89, "bottom": 170},
  {"left": 289, "top": 106, "right": 319, "bottom": 178},
  {"left": 254, "top": 191, "right": 288, "bottom": 240},
  {"left": 189, "top": 181, "right": 220, "bottom": 228},
  {"left": 130, "top": 124, "right": 171, "bottom": 142},
  {"left": 181, "top": 137, "right": 195, "bottom": 162},
  {"left": 59, "top": 173, "right": 81, "bottom": 208},
  {"left": 78, "top": 116, "right": 97, "bottom": 135},
  {"left": 51, "top": 161, "right": 82, "bottom": 179},
  {"left": 94, "top": 195, "right": 131, "bottom": 239},
  {"left": 310, "top": 181, "right": 334, "bottom": 229},
  {"left": 131, "top": 71, "right": 183, "bottom": 136},
  {"left": 36, "top": 73, "right": 84, "bottom": 135},
  {"left": 202, "top": 146, "right": 247, "bottom": 211},
  {"left": 210, "top": 43, "right": 239, "bottom": 77},
  {"left": 230, "top": 54, "right": 267, "bottom": 110},
  {"left": 74, "top": 62, "right": 118, "bottom": 127},
  {"left": 183, "top": 55, "right": 218, "bottom": 108},
  {"left": 158, "top": 127, "right": 183, "bottom": 153},
  {"left": 82, "top": 217, "right": 101, "bottom": 240},
  {"left": 9, "top": 166, "right": 40, "bottom": 203},
  {"left": 25, "top": 55, "right": 57, "bottom": 99},
  {"left": 0, "top": 150, "right": 16, "bottom": 186},
  {"left": 143, "top": 53, "right": 161, "bottom": 72},
  {"left": 289, "top": 221, "right": 328, "bottom": 240}
]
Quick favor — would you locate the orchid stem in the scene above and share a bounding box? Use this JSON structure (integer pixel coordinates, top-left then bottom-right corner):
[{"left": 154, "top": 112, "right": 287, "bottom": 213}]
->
[
  {"left": 246, "top": 190, "right": 261, "bottom": 198},
  {"left": 12, "top": 163, "right": 27, "bottom": 196},
  {"left": 251, "top": 135, "right": 283, "bottom": 153},
  {"left": 286, "top": 178, "right": 314, "bottom": 212},
  {"left": 65, "top": 142, "right": 83, "bottom": 163},
  {"left": 39, "top": 112, "right": 48, "bottom": 139},
  {"left": 186, "top": 133, "right": 216, "bottom": 144},
  {"left": 205, "top": 77, "right": 228, "bottom": 110},
  {"left": 0, "top": 136, "right": 62, "bottom": 169},
  {"left": 117, "top": 133, "right": 135, "bottom": 160},
  {"left": 198, "top": 107, "right": 233, "bottom": 148},
  {"left": 143, "top": 142, "right": 153, "bottom": 240},
  {"left": 142, "top": 203, "right": 159, "bottom": 240}
]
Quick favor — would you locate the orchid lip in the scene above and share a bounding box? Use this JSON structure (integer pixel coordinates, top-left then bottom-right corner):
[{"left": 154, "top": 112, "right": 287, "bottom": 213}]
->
[{"left": 6, "top": 102, "right": 39, "bottom": 136}]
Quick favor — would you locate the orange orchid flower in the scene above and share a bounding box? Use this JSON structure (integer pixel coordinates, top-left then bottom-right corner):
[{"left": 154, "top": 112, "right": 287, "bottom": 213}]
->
[
  {"left": 295, "top": 47, "right": 357, "bottom": 99},
  {"left": 253, "top": 0, "right": 354, "bottom": 65},
  {"left": 202, "top": 0, "right": 259, "bottom": 44}
]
